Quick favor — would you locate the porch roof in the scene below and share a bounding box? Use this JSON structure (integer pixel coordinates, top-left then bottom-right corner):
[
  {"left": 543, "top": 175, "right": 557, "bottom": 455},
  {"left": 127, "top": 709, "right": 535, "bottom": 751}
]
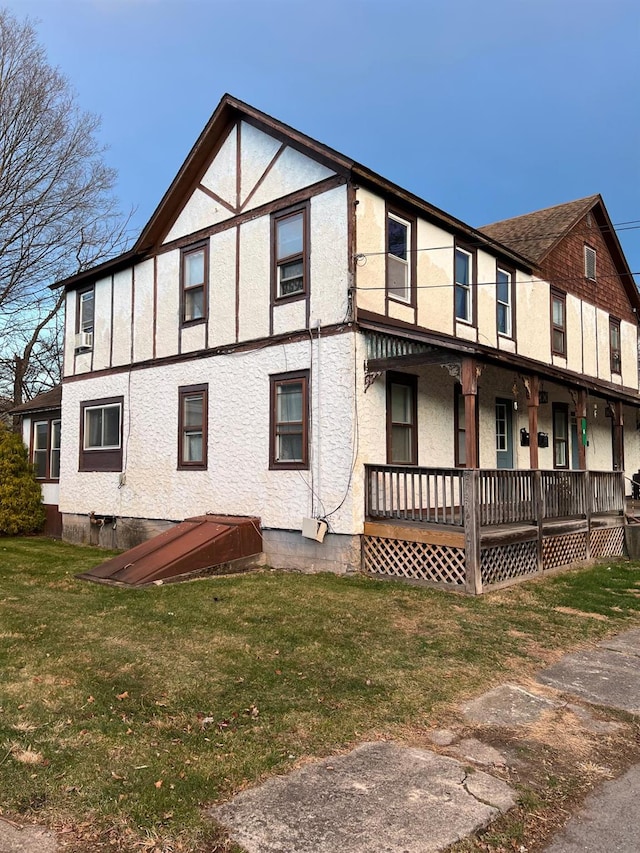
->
[{"left": 359, "top": 312, "right": 640, "bottom": 408}]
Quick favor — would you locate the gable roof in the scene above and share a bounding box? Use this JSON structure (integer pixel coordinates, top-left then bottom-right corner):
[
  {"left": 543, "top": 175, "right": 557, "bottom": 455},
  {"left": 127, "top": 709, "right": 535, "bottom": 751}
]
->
[
  {"left": 52, "top": 94, "right": 534, "bottom": 292},
  {"left": 480, "top": 194, "right": 640, "bottom": 312},
  {"left": 10, "top": 385, "right": 62, "bottom": 415},
  {"left": 480, "top": 195, "right": 600, "bottom": 265}
]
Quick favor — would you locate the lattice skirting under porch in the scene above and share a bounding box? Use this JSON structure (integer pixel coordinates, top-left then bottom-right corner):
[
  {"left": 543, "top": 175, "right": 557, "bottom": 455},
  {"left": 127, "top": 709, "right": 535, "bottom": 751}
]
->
[
  {"left": 542, "top": 532, "right": 588, "bottom": 571},
  {"left": 590, "top": 525, "right": 625, "bottom": 558},
  {"left": 480, "top": 540, "right": 538, "bottom": 587},
  {"left": 362, "top": 535, "right": 466, "bottom": 587}
]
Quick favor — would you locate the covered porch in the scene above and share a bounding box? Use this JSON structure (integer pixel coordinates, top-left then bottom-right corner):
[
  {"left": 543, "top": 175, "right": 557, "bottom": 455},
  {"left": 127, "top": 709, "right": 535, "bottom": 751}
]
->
[{"left": 363, "top": 465, "right": 626, "bottom": 594}]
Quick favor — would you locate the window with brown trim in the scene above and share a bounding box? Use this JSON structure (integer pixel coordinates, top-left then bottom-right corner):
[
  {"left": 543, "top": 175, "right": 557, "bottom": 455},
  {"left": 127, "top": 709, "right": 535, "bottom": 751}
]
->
[
  {"left": 609, "top": 317, "right": 621, "bottom": 374},
  {"left": 178, "top": 384, "right": 208, "bottom": 469},
  {"left": 455, "top": 243, "right": 476, "bottom": 324},
  {"left": 79, "top": 396, "right": 124, "bottom": 472},
  {"left": 496, "top": 266, "right": 514, "bottom": 338},
  {"left": 32, "top": 417, "right": 61, "bottom": 481},
  {"left": 386, "top": 211, "right": 414, "bottom": 304},
  {"left": 584, "top": 245, "right": 597, "bottom": 281},
  {"left": 181, "top": 242, "right": 208, "bottom": 324},
  {"left": 270, "top": 371, "right": 309, "bottom": 469},
  {"left": 552, "top": 403, "right": 569, "bottom": 469},
  {"left": 551, "top": 289, "right": 566, "bottom": 356},
  {"left": 272, "top": 205, "right": 308, "bottom": 301},
  {"left": 386, "top": 372, "right": 417, "bottom": 464}
]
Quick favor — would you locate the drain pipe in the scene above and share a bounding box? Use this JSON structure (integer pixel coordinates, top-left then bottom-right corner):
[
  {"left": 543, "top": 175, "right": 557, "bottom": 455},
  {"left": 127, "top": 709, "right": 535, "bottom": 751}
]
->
[{"left": 316, "top": 319, "right": 321, "bottom": 516}]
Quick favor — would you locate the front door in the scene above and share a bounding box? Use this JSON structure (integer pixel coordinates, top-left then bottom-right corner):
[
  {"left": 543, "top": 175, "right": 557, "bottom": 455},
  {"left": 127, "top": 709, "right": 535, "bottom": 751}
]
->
[{"left": 495, "top": 399, "right": 514, "bottom": 469}]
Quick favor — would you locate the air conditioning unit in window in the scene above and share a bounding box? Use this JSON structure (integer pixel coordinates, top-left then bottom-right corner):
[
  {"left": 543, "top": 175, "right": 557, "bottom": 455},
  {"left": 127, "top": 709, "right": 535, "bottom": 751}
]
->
[{"left": 74, "top": 331, "right": 93, "bottom": 351}]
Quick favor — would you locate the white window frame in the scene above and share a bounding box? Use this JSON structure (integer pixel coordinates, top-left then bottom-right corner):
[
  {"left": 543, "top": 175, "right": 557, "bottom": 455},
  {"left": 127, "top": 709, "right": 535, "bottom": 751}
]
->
[
  {"left": 83, "top": 402, "right": 122, "bottom": 451},
  {"left": 78, "top": 288, "right": 94, "bottom": 334},
  {"left": 386, "top": 213, "right": 411, "bottom": 304},
  {"left": 455, "top": 248, "right": 473, "bottom": 323},
  {"left": 496, "top": 267, "right": 513, "bottom": 337}
]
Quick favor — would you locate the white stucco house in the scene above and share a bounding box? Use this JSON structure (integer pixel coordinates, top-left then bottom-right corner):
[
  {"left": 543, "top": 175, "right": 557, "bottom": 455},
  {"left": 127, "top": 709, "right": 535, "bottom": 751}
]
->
[{"left": 48, "top": 94, "right": 640, "bottom": 592}]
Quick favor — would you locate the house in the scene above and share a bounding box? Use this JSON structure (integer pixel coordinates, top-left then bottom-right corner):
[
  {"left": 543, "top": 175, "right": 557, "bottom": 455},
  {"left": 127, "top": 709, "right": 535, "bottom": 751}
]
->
[
  {"left": 51, "top": 94, "right": 640, "bottom": 591},
  {"left": 11, "top": 385, "right": 63, "bottom": 537}
]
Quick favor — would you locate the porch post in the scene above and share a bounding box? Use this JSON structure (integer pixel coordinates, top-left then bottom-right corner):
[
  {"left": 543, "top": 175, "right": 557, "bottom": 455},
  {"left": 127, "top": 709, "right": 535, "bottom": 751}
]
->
[
  {"left": 461, "top": 357, "right": 478, "bottom": 469},
  {"left": 527, "top": 375, "right": 539, "bottom": 470},
  {"left": 576, "top": 389, "right": 587, "bottom": 470},
  {"left": 612, "top": 400, "right": 624, "bottom": 472},
  {"left": 463, "top": 469, "right": 482, "bottom": 595}
]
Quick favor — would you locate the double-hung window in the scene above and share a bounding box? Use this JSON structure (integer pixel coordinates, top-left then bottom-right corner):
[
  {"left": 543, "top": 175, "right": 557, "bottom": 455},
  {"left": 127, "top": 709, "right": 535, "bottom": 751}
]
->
[
  {"left": 496, "top": 267, "right": 513, "bottom": 337},
  {"left": 32, "top": 418, "right": 61, "bottom": 480},
  {"left": 181, "top": 243, "right": 208, "bottom": 324},
  {"left": 386, "top": 373, "right": 417, "bottom": 464},
  {"left": 270, "top": 371, "right": 309, "bottom": 469},
  {"left": 551, "top": 290, "right": 566, "bottom": 356},
  {"left": 273, "top": 207, "right": 307, "bottom": 300},
  {"left": 386, "top": 213, "right": 412, "bottom": 304},
  {"left": 178, "top": 384, "right": 208, "bottom": 469},
  {"left": 455, "top": 247, "right": 473, "bottom": 323},
  {"left": 609, "top": 317, "right": 621, "bottom": 374},
  {"left": 79, "top": 396, "right": 124, "bottom": 472}
]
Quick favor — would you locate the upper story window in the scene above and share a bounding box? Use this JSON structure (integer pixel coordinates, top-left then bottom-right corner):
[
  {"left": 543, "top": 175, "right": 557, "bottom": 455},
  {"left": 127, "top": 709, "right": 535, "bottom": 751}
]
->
[
  {"left": 551, "top": 289, "right": 566, "bottom": 356},
  {"left": 181, "top": 243, "right": 208, "bottom": 324},
  {"left": 386, "top": 212, "right": 412, "bottom": 304},
  {"left": 75, "top": 287, "right": 94, "bottom": 350},
  {"left": 79, "top": 396, "right": 124, "bottom": 472},
  {"left": 270, "top": 371, "right": 309, "bottom": 469},
  {"left": 273, "top": 206, "right": 307, "bottom": 300},
  {"left": 455, "top": 246, "right": 474, "bottom": 324},
  {"left": 584, "top": 245, "right": 597, "bottom": 281},
  {"left": 178, "top": 384, "right": 208, "bottom": 469},
  {"left": 496, "top": 267, "right": 513, "bottom": 338},
  {"left": 386, "top": 373, "right": 417, "bottom": 464},
  {"left": 32, "top": 418, "right": 61, "bottom": 481},
  {"left": 609, "top": 317, "right": 621, "bottom": 374}
]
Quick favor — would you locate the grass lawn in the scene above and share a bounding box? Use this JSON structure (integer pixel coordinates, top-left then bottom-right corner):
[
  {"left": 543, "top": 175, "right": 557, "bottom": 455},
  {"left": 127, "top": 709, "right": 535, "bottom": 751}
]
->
[{"left": 1, "top": 537, "right": 640, "bottom": 852}]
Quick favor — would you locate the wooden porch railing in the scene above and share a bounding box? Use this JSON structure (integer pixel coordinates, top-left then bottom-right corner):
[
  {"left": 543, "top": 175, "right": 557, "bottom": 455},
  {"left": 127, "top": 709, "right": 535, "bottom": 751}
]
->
[{"left": 365, "top": 465, "right": 625, "bottom": 527}]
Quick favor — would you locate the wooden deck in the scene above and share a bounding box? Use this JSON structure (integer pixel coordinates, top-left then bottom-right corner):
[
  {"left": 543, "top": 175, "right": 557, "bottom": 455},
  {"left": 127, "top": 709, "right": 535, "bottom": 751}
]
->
[{"left": 363, "top": 466, "right": 626, "bottom": 594}]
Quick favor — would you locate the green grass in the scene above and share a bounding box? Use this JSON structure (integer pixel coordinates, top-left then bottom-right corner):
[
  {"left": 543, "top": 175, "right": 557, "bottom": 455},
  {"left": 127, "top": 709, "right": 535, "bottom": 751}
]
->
[{"left": 1, "top": 537, "right": 640, "bottom": 851}]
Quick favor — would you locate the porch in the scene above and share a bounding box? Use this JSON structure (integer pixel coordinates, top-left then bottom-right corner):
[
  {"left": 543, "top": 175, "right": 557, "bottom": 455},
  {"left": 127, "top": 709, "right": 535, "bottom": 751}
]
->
[{"left": 363, "top": 465, "right": 626, "bottom": 594}]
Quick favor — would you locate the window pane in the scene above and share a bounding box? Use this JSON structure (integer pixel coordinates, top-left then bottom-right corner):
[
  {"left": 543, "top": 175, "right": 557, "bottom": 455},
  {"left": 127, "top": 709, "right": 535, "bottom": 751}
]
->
[
  {"left": 87, "top": 409, "right": 102, "bottom": 448},
  {"left": 497, "top": 303, "right": 508, "bottom": 335},
  {"left": 391, "top": 384, "right": 412, "bottom": 424},
  {"left": 80, "top": 290, "right": 94, "bottom": 332},
  {"left": 184, "top": 286, "right": 204, "bottom": 321},
  {"left": 33, "top": 449, "right": 47, "bottom": 478},
  {"left": 555, "top": 440, "right": 567, "bottom": 468},
  {"left": 387, "top": 255, "right": 409, "bottom": 301},
  {"left": 496, "top": 404, "right": 507, "bottom": 451},
  {"left": 388, "top": 218, "right": 408, "bottom": 260},
  {"left": 610, "top": 324, "right": 620, "bottom": 350},
  {"left": 279, "top": 260, "right": 304, "bottom": 296},
  {"left": 497, "top": 270, "right": 510, "bottom": 303},
  {"left": 184, "top": 431, "right": 203, "bottom": 462},
  {"left": 277, "top": 382, "right": 303, "bottom": 423},
  {"left": 455, "top": 284, "right": 469, "bottom": 320},
  {"left": 391, "top": 425, "right": 412, "bottom": 463},
  {"left": 277, "top": 213, "right": 303, "bottom": 260},
  {"left": 52, "top": 420, "right": 61, "bottom": 450},
  {"left": 278, "top": 432, "right": 302, "bottom": 462},
  {"left": 185, "top": 250, "right": 205, "bottom": 287},
  {"left": 552, "top": 298, "right": 564, "bottom": 326},
  {"left": 184, "top": 394, "right": 203, "bottom": 427},
  {"left": 553, "top": 329, "right": 565, "bottom": 353},
  {"left": 50, "top": 449, "right": 60, "bottom": 479},
  {"left": 103, "top": 406, "right": 121, "bottom": 447},
  {"left": 457, "top": 429, "right": 466, "bottom": 466},
  {"left": 34, "top": 422, "right": 48, "bottom": 451},
  {"left": 455, "top": 250, "right": 469, "bottom": 285}
]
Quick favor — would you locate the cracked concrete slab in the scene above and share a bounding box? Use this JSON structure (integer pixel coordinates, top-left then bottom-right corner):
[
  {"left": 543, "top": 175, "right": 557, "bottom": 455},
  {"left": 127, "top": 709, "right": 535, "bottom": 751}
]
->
[
  {"left": 0, "top": 822, "right": 58, "bottom": 853},
  {"left": 537, "top": 648, "right": 640, "bottom": 714},
  {"left": 461, "top": 684, "right": 557, "bottom": 727},
  {"left": 450, "top": 738, "right": 507, "bottom": 768},
  {"left": 212, "top": 741, "right": 515, "bottom": 853}
]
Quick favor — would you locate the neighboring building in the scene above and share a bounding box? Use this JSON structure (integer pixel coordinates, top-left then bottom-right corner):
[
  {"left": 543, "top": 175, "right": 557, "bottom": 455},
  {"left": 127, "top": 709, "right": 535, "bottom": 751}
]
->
[
  {"left": 51, "top": 94, "right": 640, "bottom": 585},
  {"left": 11, "top": 386, "right": 62, "bottom": 537}
]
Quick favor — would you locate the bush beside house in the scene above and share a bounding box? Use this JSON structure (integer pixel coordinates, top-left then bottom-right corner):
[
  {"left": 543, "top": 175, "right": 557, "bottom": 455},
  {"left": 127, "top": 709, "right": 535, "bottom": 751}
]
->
[{"left": 0, "top": 423, "right": 45, "bottom": 535}]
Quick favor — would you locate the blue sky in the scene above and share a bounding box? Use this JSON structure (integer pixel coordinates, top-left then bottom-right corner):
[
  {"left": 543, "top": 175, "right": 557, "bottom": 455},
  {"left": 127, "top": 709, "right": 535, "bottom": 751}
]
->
[{"left": 7, "top": 0, "right": 640, "bottom": 279}]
